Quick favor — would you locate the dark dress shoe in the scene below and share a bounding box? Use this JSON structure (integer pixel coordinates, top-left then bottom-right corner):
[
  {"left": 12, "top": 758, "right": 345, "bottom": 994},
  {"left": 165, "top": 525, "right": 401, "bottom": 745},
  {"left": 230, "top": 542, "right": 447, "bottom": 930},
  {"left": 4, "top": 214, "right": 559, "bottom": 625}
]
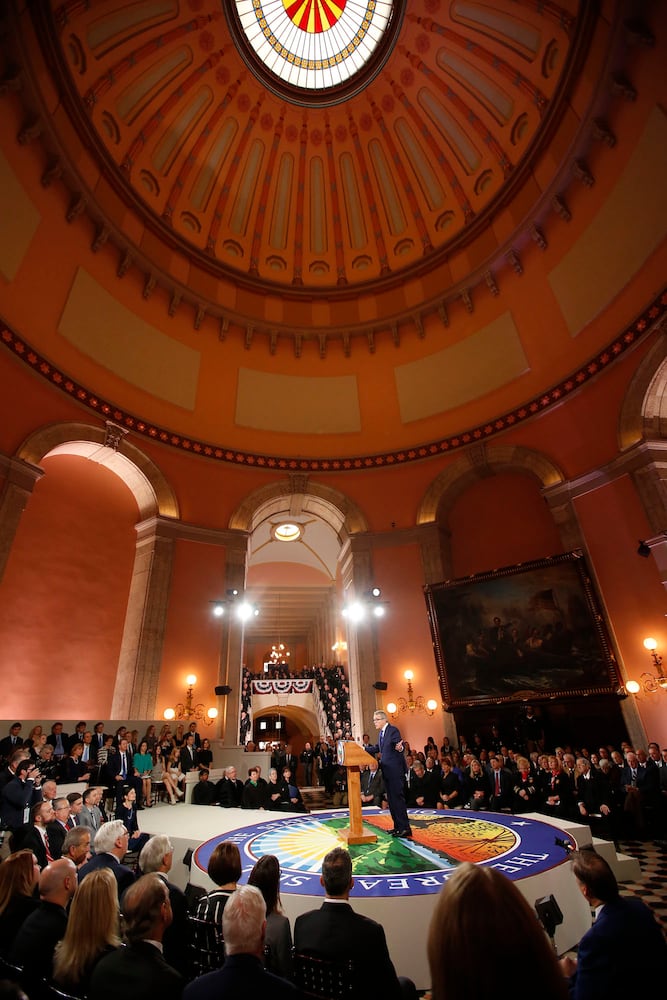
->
[{"left": 394, "top": 828, "right": 413, "bottom": 838}]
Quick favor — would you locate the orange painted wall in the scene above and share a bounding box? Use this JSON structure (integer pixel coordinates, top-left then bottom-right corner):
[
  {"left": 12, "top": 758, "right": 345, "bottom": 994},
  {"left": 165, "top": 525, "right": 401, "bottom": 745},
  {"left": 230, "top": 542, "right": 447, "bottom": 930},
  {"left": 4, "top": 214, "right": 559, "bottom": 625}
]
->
[{"left": 0, "top": 454, "right": 137, "bottom": 716}]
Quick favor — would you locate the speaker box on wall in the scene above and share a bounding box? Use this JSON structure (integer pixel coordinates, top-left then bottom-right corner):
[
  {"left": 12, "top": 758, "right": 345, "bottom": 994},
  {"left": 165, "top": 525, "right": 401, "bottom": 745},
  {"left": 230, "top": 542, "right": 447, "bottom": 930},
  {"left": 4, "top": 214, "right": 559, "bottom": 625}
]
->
[
  {"left": 215, "top": 685, "right": 232, "bottom": 696},
  {"left": 372, "top": 681, "right": 388, "bottom": 691}
]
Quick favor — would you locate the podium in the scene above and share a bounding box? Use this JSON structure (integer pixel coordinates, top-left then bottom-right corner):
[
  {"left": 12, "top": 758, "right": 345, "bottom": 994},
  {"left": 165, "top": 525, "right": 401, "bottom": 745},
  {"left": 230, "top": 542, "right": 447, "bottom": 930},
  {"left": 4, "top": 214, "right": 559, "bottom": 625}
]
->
[{"left": 335, "top": 740, "right": 378, "bottom": 845}]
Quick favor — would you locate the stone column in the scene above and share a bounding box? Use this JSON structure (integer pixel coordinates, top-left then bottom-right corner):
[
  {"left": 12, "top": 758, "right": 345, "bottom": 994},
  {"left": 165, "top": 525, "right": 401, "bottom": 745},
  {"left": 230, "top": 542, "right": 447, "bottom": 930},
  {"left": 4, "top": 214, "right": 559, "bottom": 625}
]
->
[{"left": 0, "top": 455, "right": 43, "bottom": 585}]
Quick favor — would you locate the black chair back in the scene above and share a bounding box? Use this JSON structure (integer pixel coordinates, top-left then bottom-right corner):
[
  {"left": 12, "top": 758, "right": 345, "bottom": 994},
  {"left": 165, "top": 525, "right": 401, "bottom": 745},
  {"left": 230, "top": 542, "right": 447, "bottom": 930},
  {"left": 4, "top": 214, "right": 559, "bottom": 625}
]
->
[
  {"left": 293, "top": 951, "right": 354, "bottom": 999},
  {"left": 186, "top": 914, "right": 225, "bottom": 978}
]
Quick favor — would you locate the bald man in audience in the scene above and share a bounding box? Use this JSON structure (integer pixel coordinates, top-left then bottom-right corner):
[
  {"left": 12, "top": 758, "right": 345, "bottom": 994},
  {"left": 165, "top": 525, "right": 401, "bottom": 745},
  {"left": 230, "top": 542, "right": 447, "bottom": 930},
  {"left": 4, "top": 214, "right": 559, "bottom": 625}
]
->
[{"left": 10, "top": 856, "right": 77, "bottom": 981}]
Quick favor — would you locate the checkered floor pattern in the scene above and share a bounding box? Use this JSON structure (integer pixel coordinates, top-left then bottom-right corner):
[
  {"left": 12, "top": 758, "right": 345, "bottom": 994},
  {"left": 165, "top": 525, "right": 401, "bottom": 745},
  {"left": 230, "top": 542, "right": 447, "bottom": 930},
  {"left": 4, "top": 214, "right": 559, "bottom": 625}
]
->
[{"left": 617, "top": 838, "right": 667, "bottom": 938}]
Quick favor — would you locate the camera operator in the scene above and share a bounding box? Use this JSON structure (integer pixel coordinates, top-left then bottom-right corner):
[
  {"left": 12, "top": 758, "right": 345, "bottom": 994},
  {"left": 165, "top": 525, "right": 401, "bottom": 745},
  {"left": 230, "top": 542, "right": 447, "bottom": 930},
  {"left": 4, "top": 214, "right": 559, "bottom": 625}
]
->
[{"left": 0, "top": 757, "right": 43, "bottom": 837}]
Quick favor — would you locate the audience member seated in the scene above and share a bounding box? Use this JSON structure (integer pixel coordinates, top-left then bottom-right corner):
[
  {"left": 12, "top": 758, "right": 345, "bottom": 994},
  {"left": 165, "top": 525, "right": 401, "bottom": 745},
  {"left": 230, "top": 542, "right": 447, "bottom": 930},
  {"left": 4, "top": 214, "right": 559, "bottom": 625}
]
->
[
  {"left": 360, "top": 758, "right": 386, "bottom": 807},
  {"left": 184, "top": 884, "right": 299, "bottom": 1000},
  {"left": 194, "top": 841, "right": 241, "bottom": 929},
  {"left": 20, "top": 800, "right": 55, "bottom": 870},
  {"left": 60, "top": 743, "right": 92, "bottom": 785},
  {"left": 61, "top": 827, "right": 92, "bottom": 871},
  {"left": 51, "top": 867, "right": 121, "bottom": 997},
  {"left": 180, "top": 734, "right": 199, "bottom": 776},
  {"left": 331, "top": 765, "right": 348, "bottom": 807},
  {"left": 133, "top": 740, "right": 155, "bottom": 809},
  {"left": 0, "top": 725, "right": 24, "bottom": 766},
  {"left": 78, "top": 786, "right": 104, "bottom": 837},
  {"left": 265, "top": 768, "right": 284, "bottom": 811},
  {"left": 294, "top": 846, "right": 417, "bottom": 1000},
  {"left": 436, "top": 758, "right": 461, "bottom": 810},
  {"left": 427, "top": 861, "right": 567, "bottom": 1000},
  {"left": 138, "top": 834, "right": 190, "bottom": 978},
  {"left": 10, "top": 857, "right": 77, "bottom": 984},
  {"left": 46, "top": 723, "right": 69, "bottom": 763},
  {"left": 192, "top": 769, "right": 218, "bottom": 806},
  {"left": 0, "top": 849, "right": 40, "bottom": 956},
  {"left": 573, "top": 756, "right": 616, "bottom": 841},
  {"left": 47, "top": 797, "right": 74, "bottom": 860},
  {"left": 160, "top": 747, "right": 185, "bottom": 805},
  {"left": 78, "top": 820, "right": 136, "bottom": 899},
  {"left": 247, "top": 854, "right": 293, "bottom": 980},
  {"left": 90, "top": 873, "right": 185, "bottom": 999},
  {"left": 197, "top": 738, "right": 213, "bottom": 771},
  {"left": 216, "top": 766, "right": 244, "bottom": 808},
  {"left": 277, "top": 767, "right": 308, "bottom": 813},
  {"left": 463, "top": 757, "right": 491, "bottom": 811},
  {"left": 560, "top": 848, "right": 667, "bottom": 999},
  {"left": 540, "top": 754, "right": 575, "bottom": 821},
  {"left": 242, "top": 767, "right": 268, "bottom": 809},
  {"left": 407, "top": 760, "right": 438, "bottom": 809},
  {"left": 115, "top": 787, "right": 151, "bottom": 854},
  {"left": 511, "top": 755, "right": 539, "bottom": 814},
  {"left": 620, "top": 749, "right": 659, "bottom": 836}
]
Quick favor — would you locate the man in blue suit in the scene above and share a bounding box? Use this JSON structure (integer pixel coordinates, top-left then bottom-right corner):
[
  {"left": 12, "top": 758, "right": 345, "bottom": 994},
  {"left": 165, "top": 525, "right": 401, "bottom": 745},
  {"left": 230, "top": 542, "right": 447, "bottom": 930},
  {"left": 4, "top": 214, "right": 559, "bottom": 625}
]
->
[
  {"left": 366, "top": 710, "right": 411, "bottom": 838},
  {"left": 560, "top": 848, "right": 667, "bottom": 998}
]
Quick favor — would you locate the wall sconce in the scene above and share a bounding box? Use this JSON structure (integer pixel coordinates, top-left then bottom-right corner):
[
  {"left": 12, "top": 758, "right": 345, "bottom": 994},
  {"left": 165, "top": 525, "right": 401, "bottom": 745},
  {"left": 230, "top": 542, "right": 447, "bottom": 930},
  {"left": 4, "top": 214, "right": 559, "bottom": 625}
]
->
[
  {"left": 342, "top": 586, "right": 387, "bottom": 623},
  {"left": 164, "top": 674, "right": 218, "bottom": 725},
  {"left": 386, "top": 670, "right": 439, "bottom": 718},
  {"left": 625, "top": 637, "right": 667, "bottom": 694}
]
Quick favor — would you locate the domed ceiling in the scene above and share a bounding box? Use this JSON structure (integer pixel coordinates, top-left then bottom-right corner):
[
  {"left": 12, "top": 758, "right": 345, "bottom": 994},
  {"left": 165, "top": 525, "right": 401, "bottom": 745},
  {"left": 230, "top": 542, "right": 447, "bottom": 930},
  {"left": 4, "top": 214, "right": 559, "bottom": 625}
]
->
[
  {"left": 34, "top": 0, "right": 586, "bottom": 319},
  {"left": 1, "top": 1, "right": 665, "bottom": 465}
]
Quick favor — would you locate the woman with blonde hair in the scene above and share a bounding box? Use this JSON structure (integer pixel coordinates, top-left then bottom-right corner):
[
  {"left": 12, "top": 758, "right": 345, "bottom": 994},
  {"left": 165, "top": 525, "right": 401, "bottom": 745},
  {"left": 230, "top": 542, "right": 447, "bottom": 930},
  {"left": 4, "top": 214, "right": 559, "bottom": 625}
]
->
[
  {"left": 0, "top": 850, "right": 39, "bottom": 952},
  {"left": 162, "top": 745, "right": 185, "bottom": 803},
  {"left": 427, "top": 862, "right": 567, "bottom": 1000},
  {"left": 52, "top": 867, "right": 120, "bottom": 995}
]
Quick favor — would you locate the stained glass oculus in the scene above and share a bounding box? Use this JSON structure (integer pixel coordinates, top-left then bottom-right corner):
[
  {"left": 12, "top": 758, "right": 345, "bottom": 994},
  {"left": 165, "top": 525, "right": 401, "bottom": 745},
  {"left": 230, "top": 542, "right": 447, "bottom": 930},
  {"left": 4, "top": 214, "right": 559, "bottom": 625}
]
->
[{"left": 235, "top": 1, "right": 394, "bottom": 90}]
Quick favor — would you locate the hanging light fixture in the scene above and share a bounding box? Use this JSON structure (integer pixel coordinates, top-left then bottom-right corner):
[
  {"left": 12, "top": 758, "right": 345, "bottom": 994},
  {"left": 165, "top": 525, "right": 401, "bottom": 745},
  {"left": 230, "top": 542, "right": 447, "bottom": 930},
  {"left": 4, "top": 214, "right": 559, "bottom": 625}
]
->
[{"left": 386, "top": 670, "right": 439, "bottom": 718}]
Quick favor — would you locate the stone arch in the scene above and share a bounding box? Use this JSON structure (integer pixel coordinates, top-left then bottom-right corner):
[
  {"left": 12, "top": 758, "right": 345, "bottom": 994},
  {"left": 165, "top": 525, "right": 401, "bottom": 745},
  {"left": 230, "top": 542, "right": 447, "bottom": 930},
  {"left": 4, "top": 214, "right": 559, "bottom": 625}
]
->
[
  {"left": 17, "top": 421, "right": 179, "bottom": 519},
  {"left": 417, "top": 443, "right": 565, "bottom": 526},
  {"left": 229, "top": 474, "right": 369, "bottom": 537},
  {"left": 618, "top": 320, "right": 667, "bottom": 450}
]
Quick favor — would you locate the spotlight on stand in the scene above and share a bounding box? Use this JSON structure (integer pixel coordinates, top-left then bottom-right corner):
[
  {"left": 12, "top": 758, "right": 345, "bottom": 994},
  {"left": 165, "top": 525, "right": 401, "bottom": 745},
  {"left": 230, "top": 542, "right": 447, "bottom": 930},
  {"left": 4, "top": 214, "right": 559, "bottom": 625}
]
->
[{"left": 342, "top": 586, "right": 388, "bottom": 622}]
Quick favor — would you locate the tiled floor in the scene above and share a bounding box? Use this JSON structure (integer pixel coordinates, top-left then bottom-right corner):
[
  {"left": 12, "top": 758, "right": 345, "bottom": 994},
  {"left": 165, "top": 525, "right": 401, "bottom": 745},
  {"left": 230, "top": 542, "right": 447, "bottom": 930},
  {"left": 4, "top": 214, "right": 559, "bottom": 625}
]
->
[{"left": 617, "top": 838, "right": 667, "bottom": 938}]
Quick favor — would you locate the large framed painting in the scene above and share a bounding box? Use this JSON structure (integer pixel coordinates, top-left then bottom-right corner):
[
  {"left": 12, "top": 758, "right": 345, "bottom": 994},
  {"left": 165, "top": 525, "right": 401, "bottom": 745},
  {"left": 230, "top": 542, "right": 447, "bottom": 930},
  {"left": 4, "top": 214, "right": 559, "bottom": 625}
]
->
[{"left": 424, "top": 550, "right": 620, "bottom": 708}]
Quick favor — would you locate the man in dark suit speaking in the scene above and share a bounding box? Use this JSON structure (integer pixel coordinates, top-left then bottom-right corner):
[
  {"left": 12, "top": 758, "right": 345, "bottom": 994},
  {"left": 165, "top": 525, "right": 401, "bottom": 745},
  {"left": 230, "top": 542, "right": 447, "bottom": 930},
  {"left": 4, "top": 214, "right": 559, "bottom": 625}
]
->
[
  {"left": 366, "top": 709, "right": 411, "bottom": 838},
  {"left": 294, "top": 847, "right": 415, "bottom": 1000}
]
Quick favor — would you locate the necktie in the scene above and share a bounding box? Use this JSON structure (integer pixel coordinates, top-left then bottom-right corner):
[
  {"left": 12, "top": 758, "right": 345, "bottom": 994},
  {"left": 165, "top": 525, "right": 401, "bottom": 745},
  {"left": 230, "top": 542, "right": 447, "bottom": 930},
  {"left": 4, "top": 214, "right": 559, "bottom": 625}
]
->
[
  {"left": 379, "top": 730, "right": 384, "bottom": 752},
  {"left": 495, "top": 772, "right": 500, "bottom": 794},
  {"left": 66, "top": 818, "right": 74, "bottom": 831},
  {"left": 44, "top": 831, "right": 54, "bottom": 863},
  {"left": 121, "top": 754, "right": 127, "bottom": 778},
  {"left": 82, "top": 746, "right": 89, "bottom": 762}
]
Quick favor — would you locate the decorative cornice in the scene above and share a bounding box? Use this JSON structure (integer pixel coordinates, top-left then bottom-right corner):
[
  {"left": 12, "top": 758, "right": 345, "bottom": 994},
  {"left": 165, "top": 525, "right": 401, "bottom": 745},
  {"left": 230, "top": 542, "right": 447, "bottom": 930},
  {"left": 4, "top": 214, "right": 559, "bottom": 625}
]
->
[{"left": 2, "top": 288, "right": 665, "bottom": 473}]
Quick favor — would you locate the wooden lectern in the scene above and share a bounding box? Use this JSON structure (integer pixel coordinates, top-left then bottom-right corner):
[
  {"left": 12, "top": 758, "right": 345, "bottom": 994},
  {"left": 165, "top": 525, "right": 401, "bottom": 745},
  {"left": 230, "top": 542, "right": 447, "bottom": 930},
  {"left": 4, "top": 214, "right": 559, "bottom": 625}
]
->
[{"left": 336, "top": 740, "right": 378, "bottom": 845}]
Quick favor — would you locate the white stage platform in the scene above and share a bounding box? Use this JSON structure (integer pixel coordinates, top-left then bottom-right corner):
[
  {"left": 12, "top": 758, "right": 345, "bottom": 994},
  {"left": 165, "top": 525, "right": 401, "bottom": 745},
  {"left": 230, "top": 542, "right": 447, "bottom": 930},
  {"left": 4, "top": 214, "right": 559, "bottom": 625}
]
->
[{"left": 138, "top": 803, "right": 635, "bottom": 991}]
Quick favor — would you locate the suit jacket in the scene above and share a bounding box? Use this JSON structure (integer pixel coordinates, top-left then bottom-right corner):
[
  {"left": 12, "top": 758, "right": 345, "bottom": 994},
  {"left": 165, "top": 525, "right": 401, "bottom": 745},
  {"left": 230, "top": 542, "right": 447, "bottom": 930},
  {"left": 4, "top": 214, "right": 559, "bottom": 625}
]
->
[
  {"left": 180, "top": 745, "right": 199, "bottom": 772},
  {"left": 183, "top": 952, "right": 299, "bottom": 1000},
  {"left": 567, "top": 896, "right": 667, "bottom": 999},
  {"left": 46, "top": 819, "right": 69, "bottom": 859},
  {"left": 78, "top": 852, "right": 136, "bottom": 899},
  {"left": 90, "top": 940, "right": 185, "bottom": 999},
  {"left": 295, "top": 901, "right": 402, "bottom": 1000},
  {"left": 20, "top": 824, "right": 50, "bottom": 869},
  {"left": 10, "top": 900, "right": 68, "bottom": 980},
  {"left": 216, "top": 777, "right": 244, "bottom": 808},
  {"left": 0, "top": 776, "right": 41, "bottom": 831},
  {"left": 46, "top": 732, "right": 69, "bottom": 757},
  {"left": 79, "top": 803, "right": 103, "bottom": 834},
  {"left": 0, "top": 735, "right": 24, "bottom": 762},
  {"left": 360, "top": 767, "right": 385, "bottom": 806},
  {"left": 575, "top": 771, "right": 612, "bottom": 814},
  {"left": 366, "top": 724, "right": 405, "bottom": 783},
  {"left": 60, "top": 755, "right": 90, "bottom": 784}
]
